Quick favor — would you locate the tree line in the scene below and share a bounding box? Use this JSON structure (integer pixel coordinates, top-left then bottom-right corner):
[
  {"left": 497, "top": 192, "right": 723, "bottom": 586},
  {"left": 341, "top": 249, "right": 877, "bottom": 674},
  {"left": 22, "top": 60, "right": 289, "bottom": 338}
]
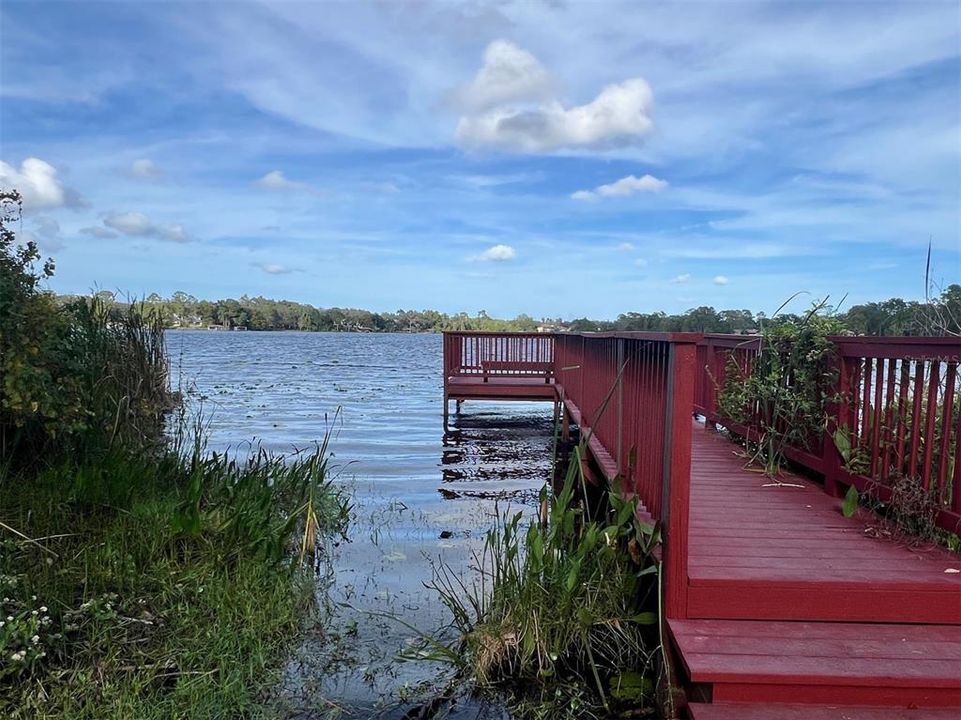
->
[{"left": 68, "top": 284, "right": 961, "bottom": 336}]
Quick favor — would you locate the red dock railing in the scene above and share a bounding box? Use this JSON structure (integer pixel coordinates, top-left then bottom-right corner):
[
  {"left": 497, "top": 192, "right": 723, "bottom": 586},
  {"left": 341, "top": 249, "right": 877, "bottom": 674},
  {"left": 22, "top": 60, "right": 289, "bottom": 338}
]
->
[
  {"left": 443, "top": 331, "right": 961, "bottom": 713},
  {"left": 443, "top": 331, "right": 554, "bottom": 379},
  {"left": 695, "top": 334, "right": 961, "bottom": 532},
  {"left": 444, "top": 330, "right": 700, "bottom": 617}
]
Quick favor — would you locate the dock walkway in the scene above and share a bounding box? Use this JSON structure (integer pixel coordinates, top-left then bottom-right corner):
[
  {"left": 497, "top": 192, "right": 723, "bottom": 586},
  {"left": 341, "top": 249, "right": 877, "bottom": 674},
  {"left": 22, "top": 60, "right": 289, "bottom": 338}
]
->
[{"left": 442, "top": 331, "right": 961, "bottom": 718}]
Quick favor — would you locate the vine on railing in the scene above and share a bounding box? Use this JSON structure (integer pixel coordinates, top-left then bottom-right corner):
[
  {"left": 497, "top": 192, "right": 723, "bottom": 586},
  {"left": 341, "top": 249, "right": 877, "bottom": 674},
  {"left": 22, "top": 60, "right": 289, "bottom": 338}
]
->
[{"left": 716, "top": 313, "right": 844, "bottom": 477}]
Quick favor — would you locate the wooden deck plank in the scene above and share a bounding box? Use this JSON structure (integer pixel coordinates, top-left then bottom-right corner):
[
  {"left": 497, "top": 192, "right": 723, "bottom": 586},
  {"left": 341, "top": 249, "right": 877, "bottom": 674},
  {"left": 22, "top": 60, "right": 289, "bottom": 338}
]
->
[
  {"left": 685, "top": 423, "right": 961, "bottom": 624},
  {"left": 445, "top": 375, "right": 557, "bottom": 401},
  {"left": 689, "top": 703, "right": 961, "bottom": 719}
]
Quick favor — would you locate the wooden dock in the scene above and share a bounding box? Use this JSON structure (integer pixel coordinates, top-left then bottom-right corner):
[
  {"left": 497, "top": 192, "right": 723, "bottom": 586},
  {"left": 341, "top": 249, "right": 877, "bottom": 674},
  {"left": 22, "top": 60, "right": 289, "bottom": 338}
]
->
[{"left": 442, "top": 331, "right": 961, "bottom": 718}]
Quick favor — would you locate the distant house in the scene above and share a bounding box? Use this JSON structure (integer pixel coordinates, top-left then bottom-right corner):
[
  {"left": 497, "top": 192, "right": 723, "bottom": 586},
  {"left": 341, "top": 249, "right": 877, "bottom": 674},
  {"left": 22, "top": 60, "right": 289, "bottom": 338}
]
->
[{"left": 536, "top": 323, "right": 569, "bottom": 333}]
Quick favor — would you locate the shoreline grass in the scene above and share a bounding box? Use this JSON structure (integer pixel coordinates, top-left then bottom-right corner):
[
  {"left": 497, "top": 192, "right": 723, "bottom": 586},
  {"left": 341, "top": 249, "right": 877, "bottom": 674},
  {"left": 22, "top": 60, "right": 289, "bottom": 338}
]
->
[{"left": 0, "top": 441, "right": 348, "bottom": 719}]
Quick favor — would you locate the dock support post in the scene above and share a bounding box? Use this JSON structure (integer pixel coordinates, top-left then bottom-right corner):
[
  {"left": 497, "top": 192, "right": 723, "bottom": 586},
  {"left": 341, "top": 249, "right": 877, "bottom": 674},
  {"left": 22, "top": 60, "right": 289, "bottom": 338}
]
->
[
  {"left": 443, "top": 395, "right": 449, "bottom": 433},
  {"left": 561, "top": 404, "right": 570, "bottom": 443}
]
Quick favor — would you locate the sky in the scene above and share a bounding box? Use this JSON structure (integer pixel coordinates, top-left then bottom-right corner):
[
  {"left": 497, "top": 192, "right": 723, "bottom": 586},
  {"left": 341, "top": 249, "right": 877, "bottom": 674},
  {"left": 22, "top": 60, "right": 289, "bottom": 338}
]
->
[{"left": 1, "top": 0, "right": 959, "bottom": 320}]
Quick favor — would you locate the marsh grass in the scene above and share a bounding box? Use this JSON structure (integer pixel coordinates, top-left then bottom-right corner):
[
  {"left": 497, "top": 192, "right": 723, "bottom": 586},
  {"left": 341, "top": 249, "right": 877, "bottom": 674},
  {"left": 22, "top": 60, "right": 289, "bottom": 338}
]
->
[
  {"left": 1, "top": 194, "right": 352, "bottom": 717},
  {"left": 426, "top": 447, "right": 661, "bottom": 720},
  {"left": 0, "top": 435, "right": 349, "bottom": 719}
]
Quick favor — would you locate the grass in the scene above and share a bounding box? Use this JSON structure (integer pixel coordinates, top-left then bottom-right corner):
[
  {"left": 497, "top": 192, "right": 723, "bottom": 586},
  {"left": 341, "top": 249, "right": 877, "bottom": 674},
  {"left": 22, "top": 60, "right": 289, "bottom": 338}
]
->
[
  {"left": 0, "top": 437, "right": 348, "bottom": 719},
  {"left": 427, "top": 446, "right": 662, "bottom": 720},
  {"left": 1, "top": 199, "right": 352, "bottom": 718}
]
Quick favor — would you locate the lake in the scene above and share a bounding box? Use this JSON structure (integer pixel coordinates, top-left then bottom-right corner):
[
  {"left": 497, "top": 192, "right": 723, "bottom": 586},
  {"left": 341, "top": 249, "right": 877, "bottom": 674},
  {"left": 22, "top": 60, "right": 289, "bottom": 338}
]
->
[{"left": 167, "top": 330, "right": 553, "bottom": 718}]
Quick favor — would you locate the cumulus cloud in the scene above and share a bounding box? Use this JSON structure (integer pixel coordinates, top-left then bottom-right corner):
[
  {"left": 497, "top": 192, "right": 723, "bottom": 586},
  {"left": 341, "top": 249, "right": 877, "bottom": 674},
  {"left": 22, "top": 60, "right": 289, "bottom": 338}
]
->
[
  {"left": 256, "top": 170, "right": 320, "bottom": 195},
  {"left": 572, "top": 174, "right": 668, "bottom": 200},
  {"left": 671, "top": 273, "right": 691, "bottom": 284},
  {"left": 476, "top": 243, "right": 516, "bottom": 262},
  {"left": 0, "top": 158, "right": 82, "bottom": 209},
  {"left": 455, "top": 41, "right": 654, "bottom": 153},
  {"left": 454, "top": 40, "right": 553, "bottom": 112},
  {"left": 713, "top": 275, "right": 730, "bottom": 285},
  {"left": 130, "top": 159, "right": 162, "bottom": 178},
  {"left": 102, "top": 212, "right": 189, "bottom": 242}
]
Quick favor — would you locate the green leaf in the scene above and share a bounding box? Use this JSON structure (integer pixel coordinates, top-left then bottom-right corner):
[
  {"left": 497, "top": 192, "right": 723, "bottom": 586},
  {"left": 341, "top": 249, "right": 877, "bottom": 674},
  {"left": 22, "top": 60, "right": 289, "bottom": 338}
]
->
[
  {"left": 833, "top": 427, "right": 851, "bottom": 463},
  {"left": 842, "top": 484, "right": 859, "bottom": 518},
  {"left": 609, "top": 671, "right": 653, "bottom": 701},
  {"left": 628, "top": 611, "right": 658, "bottom": 625}
]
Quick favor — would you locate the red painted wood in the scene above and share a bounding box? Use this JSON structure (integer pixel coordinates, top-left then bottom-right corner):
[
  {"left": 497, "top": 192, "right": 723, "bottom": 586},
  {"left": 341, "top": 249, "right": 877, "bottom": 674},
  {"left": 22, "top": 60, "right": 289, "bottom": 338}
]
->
[
  {"left": 711, "top": 683, "right": 961, "bottom": 707},
  {"left": 671, "top": 618, "right": 961, "bottom": 707},
  {"left": 443, "top": 332, "right": 961, "bottom": 713},
  {"left": 665, "top": 341, "right": 697, "bottom": 620},
  {"left": 686, "top": 423, "right": 961, "bottom": 623},
  {"left": 689, "top": 703, "right": 961, "bottom": 719},
  {"left": 938, "top": 363, "right": 956, "bottom": 504},
  {"left": 694, "top": 335, "right": 961, "bottom": 533}
]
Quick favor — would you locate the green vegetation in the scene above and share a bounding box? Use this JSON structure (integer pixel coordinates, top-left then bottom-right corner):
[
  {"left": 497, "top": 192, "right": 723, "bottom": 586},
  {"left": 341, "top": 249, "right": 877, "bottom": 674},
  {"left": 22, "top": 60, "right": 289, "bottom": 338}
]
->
[
  {"left": 717, "top": 302, "right": 845, "bottom": 476},
  {"left": 71, "top": 285, "right": 961, "bottom": 336},
  {"left": 715, "top": 297, "right": 959, "bottom": 548},
  {"left": 429, "top": 445, "right": 662, "bottom": 719},
  {"left": 1, "top": 190, "right": 348, "bottom": 718}
]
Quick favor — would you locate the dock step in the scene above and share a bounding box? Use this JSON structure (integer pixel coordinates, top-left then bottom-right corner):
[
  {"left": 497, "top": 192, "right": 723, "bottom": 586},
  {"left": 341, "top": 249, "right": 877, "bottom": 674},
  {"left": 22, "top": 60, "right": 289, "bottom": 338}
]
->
[
  {"left": 688, "top": 703, "right": 961, "bottom": 719},
  {"left": 670, "top": 619, "right": 961, "bottom": 707}
]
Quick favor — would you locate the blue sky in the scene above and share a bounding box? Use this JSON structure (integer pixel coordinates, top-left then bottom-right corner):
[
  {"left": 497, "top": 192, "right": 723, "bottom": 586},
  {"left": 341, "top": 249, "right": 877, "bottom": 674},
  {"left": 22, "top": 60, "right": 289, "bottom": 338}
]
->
[{"left": 1, "top": 0, "right": 959, "bottom": 319}]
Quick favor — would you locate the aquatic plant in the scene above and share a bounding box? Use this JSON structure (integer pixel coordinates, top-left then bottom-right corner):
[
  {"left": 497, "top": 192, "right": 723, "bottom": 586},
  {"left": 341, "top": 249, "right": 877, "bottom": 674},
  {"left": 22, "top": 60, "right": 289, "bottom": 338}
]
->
[{"left": 427, "top": 450, "right": 661, "bottom": 719}]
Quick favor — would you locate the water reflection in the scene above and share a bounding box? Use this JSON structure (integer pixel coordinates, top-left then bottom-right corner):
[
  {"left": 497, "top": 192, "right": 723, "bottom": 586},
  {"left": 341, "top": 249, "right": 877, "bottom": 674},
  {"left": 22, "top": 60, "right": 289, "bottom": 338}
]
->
[{"left": 168, "top": 331, "right": 553, "bottom": 717}]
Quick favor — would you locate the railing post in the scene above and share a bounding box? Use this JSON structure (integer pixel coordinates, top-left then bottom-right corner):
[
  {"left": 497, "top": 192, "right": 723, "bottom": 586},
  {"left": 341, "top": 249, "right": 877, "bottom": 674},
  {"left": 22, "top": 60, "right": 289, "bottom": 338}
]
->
[
  {"left": 616, "top": 338, "right": 625, "bottom": 475},
  {"left": 704, "top": 339, "right": 718, "bottom": 430},
  {"left": 661, "top": 339, "right": 696, "bottom": 620},
  {"left": 822, "top": 350, "right": 849, "bottom": 497}
]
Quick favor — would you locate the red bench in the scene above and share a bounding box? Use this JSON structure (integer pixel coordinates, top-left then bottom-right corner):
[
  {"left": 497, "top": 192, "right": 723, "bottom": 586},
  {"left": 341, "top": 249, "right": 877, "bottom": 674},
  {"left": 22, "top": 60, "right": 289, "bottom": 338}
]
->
[{"left": 481, "top": 361, "right": 553, "bottom": 383}]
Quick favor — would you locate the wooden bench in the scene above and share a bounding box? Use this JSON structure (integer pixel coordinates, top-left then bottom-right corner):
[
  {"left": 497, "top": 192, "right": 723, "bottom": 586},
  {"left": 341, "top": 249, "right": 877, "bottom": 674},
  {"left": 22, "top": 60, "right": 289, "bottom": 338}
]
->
[{"left": 481, "top": 361, "right": 553, "bottom": 383}]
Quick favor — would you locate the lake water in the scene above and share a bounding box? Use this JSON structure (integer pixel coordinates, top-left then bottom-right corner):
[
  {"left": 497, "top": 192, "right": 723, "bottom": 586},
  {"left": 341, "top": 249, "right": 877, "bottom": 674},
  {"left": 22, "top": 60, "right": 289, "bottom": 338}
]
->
[{"left": 167, "top": 331, "right": 554, "bottom": 718}]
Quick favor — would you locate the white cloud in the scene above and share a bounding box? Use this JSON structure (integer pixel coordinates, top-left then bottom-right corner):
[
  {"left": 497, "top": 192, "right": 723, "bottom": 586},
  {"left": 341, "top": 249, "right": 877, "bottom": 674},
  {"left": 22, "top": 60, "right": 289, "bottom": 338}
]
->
[
  {"left": 105, "top": 212, "right": 152, "bottom": 235},
  {"left": 713, "top": 275, "right": 730, "bottom": 285},
  {"left": 258, "top": 262, "right": 292, "bottom": 275},
  {"left": 256, "top": 170, "right": 320, "bottom": 194},
  {"left": 572, "top": 174, "right": 668, "bottom": 200},
  {"left": 0, "top": 158, "right": 79, "bottom": 210},
  {"left": 103, "top": 212, "right": 189, "bottom": 242},
  {"left": 616, "top": 242, "right": 635, "bottom": 251},
  {"left": 163, "top": 224, "right": 187, "bottom": 243},
  {"left": 634, "top": 258, "right": 649, "bottom": 267},
  {"left": 455, "top": 40, "right": 552, "bottom": 113},
  {"left": 671, "top": 273, "right": 691, "bottom": 284},
  {"left": 130, "top": 159, "right": 162, "bottom": 178},
  {"left": 80, "top": 226, "right": 118, "bottom": 239},
  {"left": 476, "top": 243, "right": 516, "bottom": 262},
  {"left": 456, "top": 41, "right": 654, "bottom": 153}
]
